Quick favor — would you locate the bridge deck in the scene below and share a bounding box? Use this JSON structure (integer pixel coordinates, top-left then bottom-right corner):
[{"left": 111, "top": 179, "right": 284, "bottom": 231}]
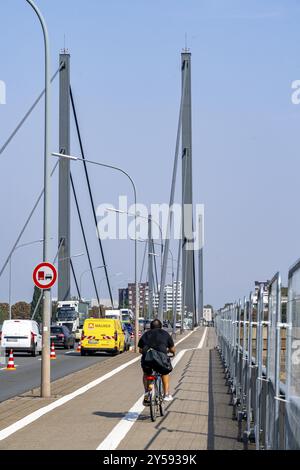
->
[{"left": 0, "top": 328, "right": 242, "bottom": 450}]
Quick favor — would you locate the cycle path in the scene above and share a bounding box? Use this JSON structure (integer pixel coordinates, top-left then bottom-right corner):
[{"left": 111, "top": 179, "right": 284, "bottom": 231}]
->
[{"left": 0, "top": 327, "right": 242, "bottom": 450}]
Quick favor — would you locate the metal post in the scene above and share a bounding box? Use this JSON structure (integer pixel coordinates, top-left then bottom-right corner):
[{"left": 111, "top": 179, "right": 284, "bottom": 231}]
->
[
  {"left": 26, "top": 0, "right": 52, "bottom": 398},
  {"left": 171, "top": 259, "right": 175, "bottom": 331},
  {"left": 182, "top": 51, "right": 196, "bottom": 328},
  {"left": 274, "top": 275, "right": 282, "bottom": 449},
  {"left": 198, "top": 214, "right": 204, "bottom": 325},
  {"left": 8, "top": 256, "right": 12, "bottom": 320},
  {"left": 58, "top": 52, "right": 71, "bottom": 301},
  {"left": 148, "top": 216, "right": 153, "bottom": 320}
]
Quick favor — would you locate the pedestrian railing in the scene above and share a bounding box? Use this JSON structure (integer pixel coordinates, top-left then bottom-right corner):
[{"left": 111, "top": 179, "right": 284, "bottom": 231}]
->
[{"left": 215, "top": 258, "right": 300, "bottom": 450}]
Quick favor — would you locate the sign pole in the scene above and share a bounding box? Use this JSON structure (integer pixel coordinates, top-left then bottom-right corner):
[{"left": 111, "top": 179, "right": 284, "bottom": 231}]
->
[{"left": 33, "top": 262, "right": 57, "bottom": 398}]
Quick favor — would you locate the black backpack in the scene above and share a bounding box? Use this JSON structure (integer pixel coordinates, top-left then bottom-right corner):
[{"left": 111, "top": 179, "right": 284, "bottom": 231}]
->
[{"left": 143, "top": 348, "right": 173, "bottom": 375}]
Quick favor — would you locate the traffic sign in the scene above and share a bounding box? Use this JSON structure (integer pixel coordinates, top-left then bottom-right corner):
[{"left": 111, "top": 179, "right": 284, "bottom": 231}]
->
[{"left": 33, "top": 263, "right": 57, "bottom": 290}]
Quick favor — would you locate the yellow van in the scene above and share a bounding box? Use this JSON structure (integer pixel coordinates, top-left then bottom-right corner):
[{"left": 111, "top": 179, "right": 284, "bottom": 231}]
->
[{"left": 81, "top": 318, "right": 125, "bottom": 356}]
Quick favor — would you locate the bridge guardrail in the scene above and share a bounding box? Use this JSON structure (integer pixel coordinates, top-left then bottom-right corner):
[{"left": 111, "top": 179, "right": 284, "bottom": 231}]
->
[{"left": 215, "top": 260, "right": 300, "bottom": 450}]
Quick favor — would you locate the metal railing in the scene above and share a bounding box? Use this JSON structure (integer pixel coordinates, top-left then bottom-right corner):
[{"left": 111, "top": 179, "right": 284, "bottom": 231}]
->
[{"left": 215, "top": 259, "right": 300, "bottom": 450}]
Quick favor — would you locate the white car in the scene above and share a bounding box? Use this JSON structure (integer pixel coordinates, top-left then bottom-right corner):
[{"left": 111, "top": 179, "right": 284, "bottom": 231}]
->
[{"left": 0, "top": 320, "right": 42, "bottom": 357}]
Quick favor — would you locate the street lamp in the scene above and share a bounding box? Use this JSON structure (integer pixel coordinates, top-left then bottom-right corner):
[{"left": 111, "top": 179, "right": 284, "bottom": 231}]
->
[
  {"left": 107, "top": 208, "right": 164, "bottom": 265},
  {"left": 79, "top": 265, "right": 107, "bottom": 296},
  {"left": 26, "top": 0, "right": 52, "bottom": 399},
  {"left": 8, "top": 239, "right": 44, "bottom": 320},
  {"left": 58, "top": 252, "right": 84, "bottom": 263},
  {"left": 52, "top": 152, "right": 140, "bottom": 353}
]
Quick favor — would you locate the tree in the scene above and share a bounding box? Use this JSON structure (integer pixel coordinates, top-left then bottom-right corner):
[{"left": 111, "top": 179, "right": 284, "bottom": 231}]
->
[
  {"left": 0, "top": 303, "right": 9, "bottom": 323},
  {"left": 12, "top": 302, "right": 31, "bottom": 319},
  {"left": 89, "top": 305, "right": 105, "bottom": 318},
  {"left": 52, "top": 300, "right": 58, "bottom": 323},
  {"left": 204, "top": 304, "right": 214, "bottom": 313},
  {"left": 30, "top": 285, "right": 43, "bottom": 323}
]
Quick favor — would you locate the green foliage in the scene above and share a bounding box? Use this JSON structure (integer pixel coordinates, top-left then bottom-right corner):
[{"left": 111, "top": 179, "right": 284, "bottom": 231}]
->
[
  {"left": 30, "top": 285, "right": 43, "bottom": 323},
  {"left": 12, "top": 302, "right": 31, "bottom": 319},
  {"left": 0, "top": 303, "right": 9, "bottom": 323}
]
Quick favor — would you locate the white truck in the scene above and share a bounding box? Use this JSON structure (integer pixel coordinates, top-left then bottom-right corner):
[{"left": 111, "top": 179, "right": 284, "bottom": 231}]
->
[
  {"left": 104, "top": 309, "right": 121, "bottom": 320},
  {"left": 120, "top": 309, "right": 134, "bottom": 323},
  {"left": 203, "top": 307, "right": 213, "bottom": 325},
  {"left": 56, "top": 300, "right": 89, "bottom": 333}
]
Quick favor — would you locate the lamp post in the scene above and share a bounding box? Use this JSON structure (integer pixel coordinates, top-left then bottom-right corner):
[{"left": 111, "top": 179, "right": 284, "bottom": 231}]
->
[
  {"left": 26, "top": 0, "right": 52, "bottom": 398},
  {"left": 79, "top": 265, "right": 107, "bottom": 296},
  {"left": 58, "top": 252, "right": 84, "bottom": 263},
  {"left": 108, "top": 209, "right": 164, "bottom": 269},
  {"left": 8, "top": 239, "right": 44, "bottom": 320},
  {"left": 52, "top": 152, "right": 139, "bottom": 352}
]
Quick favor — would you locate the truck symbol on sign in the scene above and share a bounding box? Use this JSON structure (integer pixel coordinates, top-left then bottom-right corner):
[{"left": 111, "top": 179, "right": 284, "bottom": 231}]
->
[{"left": 38, "top": 271, "right": 53, "bottom": 281}]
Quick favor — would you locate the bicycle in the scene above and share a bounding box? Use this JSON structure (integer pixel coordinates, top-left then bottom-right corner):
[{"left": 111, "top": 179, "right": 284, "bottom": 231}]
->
[{"left": 146, "top": 371, "right": 165, "bottom": 422}]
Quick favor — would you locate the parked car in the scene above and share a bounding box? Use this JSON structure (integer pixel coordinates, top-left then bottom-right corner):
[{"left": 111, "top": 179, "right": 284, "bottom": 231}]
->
[
  {"left": 176, "top": 321, "right": 181, "bottom": 329},
  {"left": 122, "top": 324, "right": 131, "bottom": 351},
  {"left": 50, "top": 325, "right": 75, "bottom": 349},
  {"left": 0, "top": 319, "right": 42, "bottom": 356}
]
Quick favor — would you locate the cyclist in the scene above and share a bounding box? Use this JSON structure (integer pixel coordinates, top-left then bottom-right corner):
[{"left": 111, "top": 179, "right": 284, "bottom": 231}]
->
[{"left": 138, "top": 318, "right": 176, "bottom": 405}]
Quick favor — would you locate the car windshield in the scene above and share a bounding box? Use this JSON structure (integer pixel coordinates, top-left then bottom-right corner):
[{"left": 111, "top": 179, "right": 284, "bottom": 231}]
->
[
  {"left": 57, "top": 308, "right": 77, "bottom": 321},
  {"left": 121, "top": 314, "right": 130, "bottom": 322},
  {"left": 51, "top": 327, "right": 63, "bottom": 334}
]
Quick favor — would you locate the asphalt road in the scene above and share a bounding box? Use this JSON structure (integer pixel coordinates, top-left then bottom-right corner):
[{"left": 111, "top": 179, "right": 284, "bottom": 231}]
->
[
  {"left": 0, "top": 348, "right": 114, "bottom": 403},
  {"left": 0, "top": 327, "right": 175, "bottom": 403}
]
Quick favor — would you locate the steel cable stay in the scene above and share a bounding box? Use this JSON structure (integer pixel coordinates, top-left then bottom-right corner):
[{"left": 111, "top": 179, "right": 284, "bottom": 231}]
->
[
  {"left": 157, "top": 62, "right": 188, "bottom": 320},
  {"left": 70, "top": 172, "right": 101, "bottom": 315},
  {"left": 0, "top": 64, "right": 63, "bottom": 158},
  {"left": 69, "top": 86, "right": 114, "bottom": 307},
  {"left": 0, "top": 161, "right": 59, "bottom": 279}
]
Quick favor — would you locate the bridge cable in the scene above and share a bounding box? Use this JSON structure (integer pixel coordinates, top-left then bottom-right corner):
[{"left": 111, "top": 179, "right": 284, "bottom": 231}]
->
[
  {"left": 69, "top": 86, "right": 114, "bottom": 307},
  {"left": 0, "top": 161, "right": 59, "bottom": 279},
  {"left": 0, "top": 63, "right": 63, "bottom": 158},
  {"left": 158, "top": 63, "right": 188, "bottom": 319},
  {"left": 70, "top": 258, "right": 81, "bottom": 299},
  {"left": 70, "top": 172, "right": 102, "bottom": 315},
  {"left": 151, "top": 238, "right": 159, "bottom": 295},
  {"left": 139, "top": 240, "right": 148, "bottom": 283}
]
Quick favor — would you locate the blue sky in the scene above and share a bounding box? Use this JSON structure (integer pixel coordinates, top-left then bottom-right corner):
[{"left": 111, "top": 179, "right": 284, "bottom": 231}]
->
[{"left": 1, "top": 0, "right": 300, "bottom": 309}]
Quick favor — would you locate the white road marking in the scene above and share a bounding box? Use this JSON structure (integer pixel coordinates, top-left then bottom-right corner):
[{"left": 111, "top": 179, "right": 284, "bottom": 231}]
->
[
  {"left": 0, "top": 327, "right": 201, "bottom": 442},
  {"left": 97, "top": 327, "right": 207, "bottom": 450},
  {"left": 197, "top": 326, "right": 207, "bottom": 349}
]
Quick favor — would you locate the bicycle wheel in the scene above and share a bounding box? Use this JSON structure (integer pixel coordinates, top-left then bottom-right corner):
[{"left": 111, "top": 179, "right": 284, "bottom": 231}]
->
[
  {"left": 158, "top": 378, "right": 165, "bottom": 417},
  {"left": 149, "top": 389, "right": 157, "bottom": 422}
]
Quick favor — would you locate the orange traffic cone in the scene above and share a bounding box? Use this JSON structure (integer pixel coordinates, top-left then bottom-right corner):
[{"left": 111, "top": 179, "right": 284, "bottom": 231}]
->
[
  {"left": 77, "top": 341, "right": 81, "bottom": 353},
  {"left": 50, "top": 342, "right": 56, "bottom": 360},
  {"left": 6, "top": 349, "right": 16, "bottom": 371}
]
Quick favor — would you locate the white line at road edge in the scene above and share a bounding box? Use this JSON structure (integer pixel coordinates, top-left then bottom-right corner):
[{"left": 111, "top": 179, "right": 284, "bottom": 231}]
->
[
  {"left": 0, "top": 327, "right": 201, "bottom": 442},
  {"left": 97, "top": 327, "right": 208, "bottom": 450}
]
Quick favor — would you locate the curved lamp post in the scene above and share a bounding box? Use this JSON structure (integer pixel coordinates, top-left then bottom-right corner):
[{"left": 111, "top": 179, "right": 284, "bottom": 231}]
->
[
  {"left": 26, "top": 0, "right": 52, "bottom": 398},
  {"left": 52, "top": 152, "right": 140, "bottom": 353}
]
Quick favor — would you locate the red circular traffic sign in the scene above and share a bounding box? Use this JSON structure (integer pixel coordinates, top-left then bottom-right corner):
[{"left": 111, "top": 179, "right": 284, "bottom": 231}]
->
[{"left": 33, "top": 262, "right": 57, "bottom": 290}]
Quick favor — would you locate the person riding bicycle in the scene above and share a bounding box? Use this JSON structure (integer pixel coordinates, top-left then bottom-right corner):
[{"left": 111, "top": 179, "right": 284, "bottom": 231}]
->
[{"left": 138, "top": 318, "right": 176, "bottom": 405}]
